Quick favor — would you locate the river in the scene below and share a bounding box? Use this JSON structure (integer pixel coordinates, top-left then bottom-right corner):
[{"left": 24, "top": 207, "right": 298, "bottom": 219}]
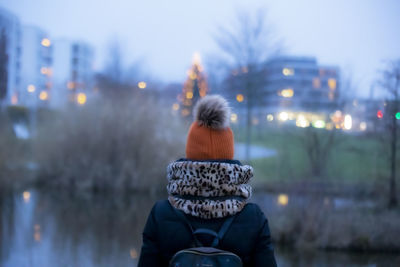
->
[{"left": 0, "top": 190, "right": 398, "bottom": 267}]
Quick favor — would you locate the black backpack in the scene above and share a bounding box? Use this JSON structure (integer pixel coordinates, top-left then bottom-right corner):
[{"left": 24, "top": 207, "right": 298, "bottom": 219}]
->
[{"left": 169, "top": 207, "right": 243, "bottom": 267}]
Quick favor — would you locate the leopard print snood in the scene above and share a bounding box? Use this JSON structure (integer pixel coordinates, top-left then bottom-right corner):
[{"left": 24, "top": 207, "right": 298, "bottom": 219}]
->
[{"left": 166, "top": 160, "right": 253, "bottom": 219}]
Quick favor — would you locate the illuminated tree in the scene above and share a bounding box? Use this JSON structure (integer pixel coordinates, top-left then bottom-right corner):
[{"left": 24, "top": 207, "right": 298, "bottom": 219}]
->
[{"left": 180, "top": 53, "right": 209, "bottom": 118}]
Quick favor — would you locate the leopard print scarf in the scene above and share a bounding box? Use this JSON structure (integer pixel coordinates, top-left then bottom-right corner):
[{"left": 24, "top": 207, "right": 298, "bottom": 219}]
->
[{"left": 166, "top": 160, "right": 253, "bottom": 219}]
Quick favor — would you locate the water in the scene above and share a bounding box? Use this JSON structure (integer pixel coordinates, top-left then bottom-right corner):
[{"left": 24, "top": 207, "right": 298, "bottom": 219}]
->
[{"left": 0, "top": 190, "right": 398, "bottom": 267}]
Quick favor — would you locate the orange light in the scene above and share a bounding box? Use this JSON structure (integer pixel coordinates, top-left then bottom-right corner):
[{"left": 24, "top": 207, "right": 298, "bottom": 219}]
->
[
  {"left": 236, "top": 94, "right": 244, "bottom": 102},
  {"left": 313, "top": 78, "right": 321, "bottom": 88},
  {"left": 27, "top": 85, "right": 36, "bottom": 93},
  {"left": 41, "top": 38, "right": 51, "bottom": 47},
  {"left": 278, "top": 194, "right": 289, "bottom": 206},
  {"left": 39, "top": 91, "right": 49, "bottom": 101},
  {"left": 138, "top": 81, "right": 146, "bottom": 89},
  {"left": 282, "top": 68, "right": 294, "bottom": 76},
  {"left": 281, "top": 89, "right": 294, "bottom": 98},
  {"left": 67, "top": 82, "right": 75, "bottom": 89},
  {"left": 130, "top": 249, "right": 138, "bottom": 259},
  {"left": 186, "top": 91, "right": 193, "bottom": 99},
  {"left": 11, "top": 94, "right": 18, "bottom": 105},
  {"left": 172, "top": 103, "right": 179, "bottom": 111},
  {"left": 328, "top": 78, "right": 336, "bottom": 90},
  {"left": 23, "top": 191, "right": 31, "bottom": 203},
  {"left": 181, "top": 109, "right": 190, "bottom": 117}
]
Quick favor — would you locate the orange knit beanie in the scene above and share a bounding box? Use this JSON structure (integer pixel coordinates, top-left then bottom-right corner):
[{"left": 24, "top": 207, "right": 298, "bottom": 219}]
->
[{"left": 186, "top": 95, "right": 234, "bottom": 160}]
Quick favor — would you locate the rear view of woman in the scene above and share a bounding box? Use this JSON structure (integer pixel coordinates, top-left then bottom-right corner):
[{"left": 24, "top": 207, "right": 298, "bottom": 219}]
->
[{"left": 138, "top": 95, "right": 277, "bottom": 267}]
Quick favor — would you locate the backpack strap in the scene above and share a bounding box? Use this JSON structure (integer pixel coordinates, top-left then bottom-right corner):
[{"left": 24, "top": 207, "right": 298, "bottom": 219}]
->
[
  {"left": 170, "top": 204, "right": 236, "bottom": 248},
  {"left": 211, "top": 215, "right": 235, "bottom": 247},
  {"left": 171, "top": 205, "right": 203, "bottom": 247}
]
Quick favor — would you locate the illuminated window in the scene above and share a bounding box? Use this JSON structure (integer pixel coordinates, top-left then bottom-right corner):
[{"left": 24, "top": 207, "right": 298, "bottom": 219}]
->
[
  {"left": 77, "top": 93, "right": 87, "bottom": 105},
  {"left": 281, "top": 89, "right": 294, "bottom": 98},
  {"left": 282, "top": 68, "right": 294, "bottom": 76},
  {"left": 312, "top": 78, "right": 321, "bottom": 88},
  {"left": 328, "top": 78, "right": 336, "bottom": 90}
]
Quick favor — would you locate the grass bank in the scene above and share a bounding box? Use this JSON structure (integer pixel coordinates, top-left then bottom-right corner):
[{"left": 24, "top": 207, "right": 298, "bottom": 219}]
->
[{"left": 233, "top": 124, "right": 398, "bottom": 196}]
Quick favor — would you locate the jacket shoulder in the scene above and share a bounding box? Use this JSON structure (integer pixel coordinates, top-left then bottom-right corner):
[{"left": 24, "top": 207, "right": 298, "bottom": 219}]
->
[{"left": 151, "top": 199, "right": 177, "bottom": 221}]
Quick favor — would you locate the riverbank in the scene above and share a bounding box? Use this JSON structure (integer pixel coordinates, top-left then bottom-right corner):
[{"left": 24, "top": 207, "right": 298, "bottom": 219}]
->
[
  {"left": 2, "top": 189, "right": 399, "bottom": 267},
  {"left": 253, "top": 192, "right": 400, "bottom": 253}
]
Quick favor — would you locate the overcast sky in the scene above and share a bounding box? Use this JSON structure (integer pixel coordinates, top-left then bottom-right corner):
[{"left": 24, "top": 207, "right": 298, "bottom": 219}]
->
[{"left": 1, "top": 0, "right": 400, "bottom": 97}]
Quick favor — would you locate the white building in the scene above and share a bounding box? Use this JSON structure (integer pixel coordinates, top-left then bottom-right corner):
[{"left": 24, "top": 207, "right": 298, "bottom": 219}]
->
[
  {"left": 19, "top": 25, "right": 52, "bottom": 108},
  {"left": 52, "top": 40, "right": 94, "bottom": 108},
  {"left": 0, "top": 7, "right": 21, "bottom": 107}
]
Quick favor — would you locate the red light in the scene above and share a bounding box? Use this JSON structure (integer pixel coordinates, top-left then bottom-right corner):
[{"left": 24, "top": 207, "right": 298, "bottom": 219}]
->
[{"left": 377, "top": 110, "right": 383, "bottom": 119}]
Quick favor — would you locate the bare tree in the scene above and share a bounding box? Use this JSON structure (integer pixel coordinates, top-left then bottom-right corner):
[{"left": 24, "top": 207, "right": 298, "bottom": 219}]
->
[
  {"left": 300, "top": 76, "right": 353, "bottom": 178},
  {"left": 378, "top": 60, "right": 400, "bottom": 208},
  {"left": 212, "top": 9, "right": 281, "bottom": 161}
]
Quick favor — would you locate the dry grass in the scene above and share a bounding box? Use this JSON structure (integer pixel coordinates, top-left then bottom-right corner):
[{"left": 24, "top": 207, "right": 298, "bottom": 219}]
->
[
  {"left": 269, "top": 199, "right": 400, "bottom": 252},
  {"left": 33, "top": 97, "right": 185, "bottom": 192}
]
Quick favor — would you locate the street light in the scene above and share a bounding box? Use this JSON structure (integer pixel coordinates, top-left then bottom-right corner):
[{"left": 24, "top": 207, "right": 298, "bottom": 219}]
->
[
  {"left": 236, "top": 94, "right": 244, "bottom": 102},
  {"left": 77, "top": 93, "right": 87, "bottom": 105},
  {"left": 39, "top": 91, "right": 49, "bottom": 101},
  {"left": 27, "top": 85, "right": 36, "bottom": 93},
  {"left": 138, "top": 81, "right": 146, "bottom": 89},
  {"left": 41, "top": 38, "right": 51, "bottom": 47}
]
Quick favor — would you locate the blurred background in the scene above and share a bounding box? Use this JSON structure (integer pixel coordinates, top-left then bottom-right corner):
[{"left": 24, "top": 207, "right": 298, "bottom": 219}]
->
[{"left": 0, "top": 0, "right": 400, "bottom": 266}]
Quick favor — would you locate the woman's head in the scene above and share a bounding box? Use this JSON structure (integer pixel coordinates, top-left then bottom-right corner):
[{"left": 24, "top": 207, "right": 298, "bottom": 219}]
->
[{"left": 185, "top": 95, "right": 234, "bottom": 160}]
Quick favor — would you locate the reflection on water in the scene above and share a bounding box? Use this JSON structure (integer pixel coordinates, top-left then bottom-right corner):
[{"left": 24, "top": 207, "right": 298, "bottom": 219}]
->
[{"left": 0, "top": 189, "right": 399, "bottom": 267}]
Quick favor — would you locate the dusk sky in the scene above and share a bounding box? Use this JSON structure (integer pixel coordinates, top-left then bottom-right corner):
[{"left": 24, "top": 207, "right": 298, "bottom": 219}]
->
[{"left": 1, "top": 0, "right": 400, "bottom": 97}]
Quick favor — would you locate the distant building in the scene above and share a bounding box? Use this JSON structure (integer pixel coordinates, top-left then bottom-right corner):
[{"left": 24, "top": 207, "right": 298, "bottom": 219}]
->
[
  {"left": 52, "top": 40, "right": 94, "bottom": 107},
  {"left": 0, "top": 7, "right": 21, "bottom": 106},
  {"left": 263, "top": 56, "right": 339, "bottom": 114},
  {"left": 224, "top": 55, "right": 340, "bottom": 127},
  {"left": 19, "top": 25, "right": 52, "bottom": 108}
]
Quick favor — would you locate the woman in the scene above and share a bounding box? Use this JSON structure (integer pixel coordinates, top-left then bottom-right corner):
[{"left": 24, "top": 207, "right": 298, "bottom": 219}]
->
[{"left": 138, "top": 95, "right": 277, "bottom": 267}]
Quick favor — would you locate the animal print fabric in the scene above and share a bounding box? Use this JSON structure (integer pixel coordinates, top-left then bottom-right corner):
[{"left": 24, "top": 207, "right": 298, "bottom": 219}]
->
[{"left": 167, "top": 160, "right": 253, "bottom": 219}]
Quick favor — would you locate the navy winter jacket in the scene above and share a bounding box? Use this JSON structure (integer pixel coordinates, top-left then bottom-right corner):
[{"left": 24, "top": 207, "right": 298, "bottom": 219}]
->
[{"left": 138, "top": 199, "right": 277, "bottom": 267}]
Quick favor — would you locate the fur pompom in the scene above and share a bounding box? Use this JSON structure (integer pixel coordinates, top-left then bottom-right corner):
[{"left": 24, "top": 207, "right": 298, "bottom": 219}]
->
[{"left": 194, "top": 95, "right": 230, "bottom": 129}]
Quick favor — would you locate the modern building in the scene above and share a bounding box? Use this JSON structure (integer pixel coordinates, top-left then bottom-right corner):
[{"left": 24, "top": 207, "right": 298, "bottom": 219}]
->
[
  {"left": 19, "top": 25, "right": 52, "bottom": 108},
  {"left": 263, "top": 56, "right": 339, "bottom": 114},
  {"left": 0, "top": 7, "right": 21, "bottom": 106},
  {"left": 52, "top": 40, "right": 94, "bottom": 108},
  {"left": 225, "top": 56, "right": 340, "bottom": 127}
]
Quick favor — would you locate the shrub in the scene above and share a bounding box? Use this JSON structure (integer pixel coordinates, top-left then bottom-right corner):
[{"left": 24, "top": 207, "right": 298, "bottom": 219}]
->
[{"left": 33, "top": 97, "right": 185, "bottom": 192}]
